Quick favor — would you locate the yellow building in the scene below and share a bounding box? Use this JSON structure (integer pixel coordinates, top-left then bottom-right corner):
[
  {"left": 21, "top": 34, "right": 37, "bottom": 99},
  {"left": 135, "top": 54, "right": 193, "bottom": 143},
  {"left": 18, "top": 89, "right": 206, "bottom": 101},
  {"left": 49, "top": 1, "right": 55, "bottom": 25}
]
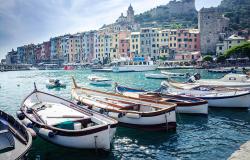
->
[
  {"left": 130, "top": 32, "right": 140, "bottom": 57},
  {"left": 110, "top": 33, "right": 119, "bottom": 60}
]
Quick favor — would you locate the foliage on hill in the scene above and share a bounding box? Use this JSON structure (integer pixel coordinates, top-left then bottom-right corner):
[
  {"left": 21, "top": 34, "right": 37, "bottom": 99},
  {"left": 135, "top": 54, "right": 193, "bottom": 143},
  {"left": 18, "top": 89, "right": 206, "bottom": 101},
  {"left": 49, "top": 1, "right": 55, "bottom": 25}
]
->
[
  {"left": 224, "top": 42, "right": 250, "bottom": 58},
  {"left": 219, "top": 0, "right": 250, "bottom": 31},
  {"left": 134, "top": 0, "right": 197, "bottom": 28},
  {"left": 134, "top": 0, "right": 249, "bottom": 32}
]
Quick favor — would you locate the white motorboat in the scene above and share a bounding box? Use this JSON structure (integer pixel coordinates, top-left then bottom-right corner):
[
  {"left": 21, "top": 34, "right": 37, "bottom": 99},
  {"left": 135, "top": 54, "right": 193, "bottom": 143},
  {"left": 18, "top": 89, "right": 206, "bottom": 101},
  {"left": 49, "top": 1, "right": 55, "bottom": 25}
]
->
[
  {"left": 161, "top": 71, "right": 189, "bottom": 78},
  {"left": 88, "top": 75, "right": 112, "bottom": 86},
  {"left": 46, "top": 79, "right": 66, "bottom": 89},
  {"left": 115, "top": 85, "right": 208, "bottom": 115},
  {"left": 18, "top": 85, "right": 118, "bottom": 150},
  {"left": 145, "top": 73, "right": 169, "bottom": 79},
  {"left": 161, "top": 81, "right": 250, "bottom": 108},
  {"left": 0, "top": 110, "right": 33, "bottom": 160},
  {"left": 72, "top": 77, "right": 177, "bottom": 131},
  {"left": 111, "top": 60, "right": 158, "bottom": 72},
  {"left": 195, "top": 73, "right": 250, "bottom": 88}
]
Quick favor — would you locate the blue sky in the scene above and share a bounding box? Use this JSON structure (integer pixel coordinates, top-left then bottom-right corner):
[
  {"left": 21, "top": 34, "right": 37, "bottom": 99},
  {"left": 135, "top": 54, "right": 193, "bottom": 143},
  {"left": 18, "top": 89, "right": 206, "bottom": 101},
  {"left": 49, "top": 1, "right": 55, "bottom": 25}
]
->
[{"left": 0, "top": 0, "right": 222, "bottom": 59}]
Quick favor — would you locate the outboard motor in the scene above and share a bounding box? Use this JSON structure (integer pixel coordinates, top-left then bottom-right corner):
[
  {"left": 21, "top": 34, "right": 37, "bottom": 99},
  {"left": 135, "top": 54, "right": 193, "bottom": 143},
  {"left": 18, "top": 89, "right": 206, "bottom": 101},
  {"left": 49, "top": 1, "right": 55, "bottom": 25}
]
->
[
  {"left": 187, "top": 73, "right": 201, "bottom": 83},
  {"left": 55, "top": 79, "right": 60, "bottom": 86},
  {"left": 194, "top": 73, "right": 201, "bottom": 80}
]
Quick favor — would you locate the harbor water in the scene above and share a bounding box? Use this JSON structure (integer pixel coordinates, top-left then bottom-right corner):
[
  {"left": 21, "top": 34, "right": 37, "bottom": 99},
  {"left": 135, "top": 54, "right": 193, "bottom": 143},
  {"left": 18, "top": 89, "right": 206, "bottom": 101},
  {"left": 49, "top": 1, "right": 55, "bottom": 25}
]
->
[{"left": 0, "top": 69, "right": 250, "bottom": 160}]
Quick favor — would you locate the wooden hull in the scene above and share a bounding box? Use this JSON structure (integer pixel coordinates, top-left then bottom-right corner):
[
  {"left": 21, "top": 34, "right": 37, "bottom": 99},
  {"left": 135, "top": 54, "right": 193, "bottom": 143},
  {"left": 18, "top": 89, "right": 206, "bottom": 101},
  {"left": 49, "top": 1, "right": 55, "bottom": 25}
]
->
[{"left": 72, "top": 78, "right": 177, "bottom": 131}]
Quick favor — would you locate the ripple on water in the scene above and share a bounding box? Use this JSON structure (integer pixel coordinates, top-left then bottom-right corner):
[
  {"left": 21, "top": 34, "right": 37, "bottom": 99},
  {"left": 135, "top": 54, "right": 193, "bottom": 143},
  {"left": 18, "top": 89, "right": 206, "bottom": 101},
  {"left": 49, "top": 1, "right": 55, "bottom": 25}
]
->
[{"left": 0, "top": 70, "right": 250, "bottom": 160}]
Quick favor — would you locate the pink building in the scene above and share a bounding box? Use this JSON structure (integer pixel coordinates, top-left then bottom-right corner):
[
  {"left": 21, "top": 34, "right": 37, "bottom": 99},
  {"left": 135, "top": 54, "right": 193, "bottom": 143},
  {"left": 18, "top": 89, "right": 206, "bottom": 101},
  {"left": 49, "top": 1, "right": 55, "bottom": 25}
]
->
[
  {"left": 119, "top": 38, "right": 130, "bottom": 57},
  {"left": 176, "top": 29, "right": 200, "bottom": 52},
  {"left": 41, "top": 41, "right": 51, "bottom": 61},
  {"left": 34, "top": 44, "right": 42, "bottom": 63}
]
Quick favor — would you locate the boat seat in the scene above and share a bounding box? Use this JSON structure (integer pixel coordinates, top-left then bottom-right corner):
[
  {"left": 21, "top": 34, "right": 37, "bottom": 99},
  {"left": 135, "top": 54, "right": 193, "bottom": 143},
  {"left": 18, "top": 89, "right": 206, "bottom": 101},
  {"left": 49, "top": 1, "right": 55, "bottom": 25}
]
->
[{"left": 119, "top": 104, "right": 140, "bottom": 111}]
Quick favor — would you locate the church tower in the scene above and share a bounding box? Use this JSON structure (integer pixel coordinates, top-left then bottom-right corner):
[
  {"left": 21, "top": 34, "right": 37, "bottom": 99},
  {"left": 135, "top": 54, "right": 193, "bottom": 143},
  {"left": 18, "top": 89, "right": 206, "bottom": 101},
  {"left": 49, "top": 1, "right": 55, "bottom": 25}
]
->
[{"left": 127, "top": 4, "right": 134, "bottom": 23}]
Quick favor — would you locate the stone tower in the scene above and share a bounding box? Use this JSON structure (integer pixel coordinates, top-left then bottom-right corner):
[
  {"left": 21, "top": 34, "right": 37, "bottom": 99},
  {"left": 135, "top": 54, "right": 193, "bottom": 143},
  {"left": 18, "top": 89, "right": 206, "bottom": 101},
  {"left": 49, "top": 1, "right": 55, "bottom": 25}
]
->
[
  {"left": 198, "top": 7, "right": 229, "bottom": 54},
  {"left": 127, "top": 4, "right": 135, "bottom": 23}
]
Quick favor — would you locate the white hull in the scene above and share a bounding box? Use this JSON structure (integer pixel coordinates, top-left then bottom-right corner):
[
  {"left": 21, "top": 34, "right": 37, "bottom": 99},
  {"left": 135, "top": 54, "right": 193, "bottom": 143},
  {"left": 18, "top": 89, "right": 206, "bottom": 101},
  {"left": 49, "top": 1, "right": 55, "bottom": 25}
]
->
[
  {"left": 112, "top": 65, "right": 157, "bottom": 72},
  {"left": 196, "top": 80, "right": 250, "bottom": 88},
  {"left": 90, "top": 81, "right": 112, "bottom": 86},
  {"left": 145, "top": 73, "right": 169, "bottom": 79},
  {"left": 176, "top": 103, "right": 208, "bottom": 114},
  {"left": 161, "top": 71, "right": 187, "bottom": 78},
  {"left": 37, "top": 127, "right": 115, "bottom": 150},
  {"left": 164, "top": 87, "right": 250, "bottom": 108},
  {"left": 205, "top": 94, "right": 250, "bottom": 108}
]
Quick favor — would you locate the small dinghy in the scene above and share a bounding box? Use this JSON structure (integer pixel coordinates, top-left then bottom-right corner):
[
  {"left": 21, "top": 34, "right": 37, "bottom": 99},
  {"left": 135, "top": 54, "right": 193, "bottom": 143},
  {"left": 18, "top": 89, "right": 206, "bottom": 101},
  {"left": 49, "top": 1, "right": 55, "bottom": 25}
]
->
[
  {"left": 88, "top": 75, "right": 112, "bottom": 86},
  {"left": 115, "top": 85, "right": 208, "bottom": 115},
  {"left": 0, "top": 110, "right": 32, "bottom": 160},
  {"left": 162, "top": 81, "right": 250, "bottom": 108},
  {"left": 72, "top": 77, "right": 177, "bottom": 131},
  {"left": 145, "top": 73, "right": 169, "bottom": 79},
  {"left": 18, "top": 84, "right": 118, "bottom": 150},
  {"left": 161, "top": 71, "right": 190, "bottom": 78},
  {"left": 46, "top": 79, "right": 66, "bottom": 89}
]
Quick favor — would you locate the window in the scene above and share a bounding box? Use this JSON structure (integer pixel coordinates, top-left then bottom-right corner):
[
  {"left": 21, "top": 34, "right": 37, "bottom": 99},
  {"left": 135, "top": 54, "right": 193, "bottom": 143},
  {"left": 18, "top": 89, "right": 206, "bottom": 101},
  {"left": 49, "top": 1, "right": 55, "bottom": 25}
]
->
[
  {"left": 238, "top": 40, "right": 241, "bottom": 43},
  {"left": 219, "top": 46, "right": 222, "bottom": 50}
]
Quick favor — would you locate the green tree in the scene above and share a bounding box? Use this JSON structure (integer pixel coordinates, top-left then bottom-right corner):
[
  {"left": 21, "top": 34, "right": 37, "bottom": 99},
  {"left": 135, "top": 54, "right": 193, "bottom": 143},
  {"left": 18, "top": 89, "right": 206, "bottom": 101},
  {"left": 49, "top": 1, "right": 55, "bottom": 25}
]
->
[
  {"left": 224, "top": 42, "right": 250, "bottom": 58},
  {"left": 217, "top": 55, "right": 226, "bottom": 63},
  {"left": 203, "top": 55, "right": 213, "bottom": 62}
]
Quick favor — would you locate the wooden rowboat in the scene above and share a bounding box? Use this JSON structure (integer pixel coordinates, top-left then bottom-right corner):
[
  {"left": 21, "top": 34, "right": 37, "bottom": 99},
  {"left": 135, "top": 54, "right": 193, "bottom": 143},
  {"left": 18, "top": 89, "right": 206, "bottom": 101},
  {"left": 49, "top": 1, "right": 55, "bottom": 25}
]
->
[
  {"left": 18, "top": 84, "right": 118, "bottom": 150},
  {"left": 0, "top": 110, "right": 33, "bottom": 160},
  {"left": 71, "top": 77, "right": 177, "bottom": 131},
  {"left": 115, "top": 85, "right": 208, "bottom": 115}
]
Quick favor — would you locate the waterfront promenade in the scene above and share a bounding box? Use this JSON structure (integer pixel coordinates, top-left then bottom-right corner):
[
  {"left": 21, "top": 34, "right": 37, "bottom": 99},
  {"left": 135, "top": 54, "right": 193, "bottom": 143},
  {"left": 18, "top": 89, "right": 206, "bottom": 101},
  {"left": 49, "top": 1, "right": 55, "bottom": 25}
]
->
[
  {"left": 229, "top": 141, "right": 250, "bottom": 160},
  {"left": 0, "top": 64, "right": 30, "bottom": 71}
]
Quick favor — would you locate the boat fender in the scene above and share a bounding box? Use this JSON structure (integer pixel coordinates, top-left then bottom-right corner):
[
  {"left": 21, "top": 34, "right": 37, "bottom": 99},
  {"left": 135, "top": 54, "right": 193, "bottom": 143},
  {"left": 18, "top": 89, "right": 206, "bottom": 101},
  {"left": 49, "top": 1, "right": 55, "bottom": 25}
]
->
[
  {"left": 92, "top": 106, "right": 104, "bottom": 114},
  {"left": 126, "top": 113, "right": 140, "bottom": 119},
  {"left": 27, "top": 128, "right": 37, "bottom": 139},
  {"left": 38, "top": 128, "right": 55, "bottom": 138},
  {"left": 108, "top": 112, "right": 123, "bottom": 119},
  {"left": 21, "top": 118, "right": 33, "bottom": 128},
  {"left": 27, "top": 108, "right": 33, "bottom": 114},
  {"left": 16, "top": 110, "right": 25, "bottom": 120}
]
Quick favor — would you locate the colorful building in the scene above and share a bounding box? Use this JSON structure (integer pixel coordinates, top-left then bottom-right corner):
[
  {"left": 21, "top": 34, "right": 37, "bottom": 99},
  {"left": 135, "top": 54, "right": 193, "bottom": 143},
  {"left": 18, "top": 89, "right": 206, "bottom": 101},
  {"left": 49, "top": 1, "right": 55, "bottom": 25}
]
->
[
  {"left": 130, "top": 32, "right": 140, "bottom": 58},
  {"left": 216, "top": 34, "right": 246, "bottom": 55}
]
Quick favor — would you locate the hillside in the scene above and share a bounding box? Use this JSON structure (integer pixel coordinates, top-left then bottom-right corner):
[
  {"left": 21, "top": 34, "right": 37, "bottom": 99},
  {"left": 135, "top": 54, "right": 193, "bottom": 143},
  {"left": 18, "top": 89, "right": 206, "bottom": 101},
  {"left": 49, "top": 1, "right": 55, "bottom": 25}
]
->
[
  {"left": 135, "top": 0, "right": 198, "bottom": 28},
  {"left": 218, "top": 0, "right": 250, "bottom": 32}
]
